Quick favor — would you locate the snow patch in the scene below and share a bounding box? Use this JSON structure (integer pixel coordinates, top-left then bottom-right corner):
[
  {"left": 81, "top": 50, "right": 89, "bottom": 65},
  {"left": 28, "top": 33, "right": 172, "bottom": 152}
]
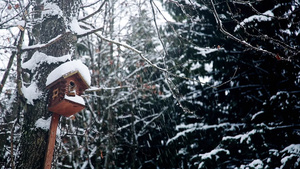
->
[
  {"left": 65, "top": 95, "right": 85, "bottom": 105},
  {"left": 168, "top": 123, "right": 244, "bottom": 145},
  {"left": 222, "top": 129, "right": 263, "bottom": 144},
  {"left": 166, "top": 127, "right": 196, "bottom": 145},
  {"left": 35, "top": 117, "right": 51, "bottom": 130},
  {"left": 42, "top": 2, "right": 63, "bottom": 18},
  {"left": 22, "top": 51, "right": 71, "bottom": 72},
  {"left": 281, "top": 144, "right": 300, "bottom": 156},
  {"left": 69, "top": 18, "right": 89, "bottom": 35},
  {"left": 21, "top": 82, "right": 43, "bottom": 105},
  {"left": 196, "top": 149, "right": 230, "bottom": 168},
  {"left": 249, "top": 159, "right": 264, "bottom": 169},
  {"left": 204, "top": 62, "right": 213, "bottom": 72},
  {"left": 46, "top": 60, "right": 91, "bottom": 87},
  {"left": 198, "top": 149, "right": 229, "bottom": 160},
  {"left": 193, "top": 46, "right": 221, "bottom": 57},
  {"left": 235, "top": 10, "right": 274, "bottom": 31},
  {"left": 251, "top": 111, "right": 264, "bottom": 121},
  {"left": 198, "top": 76, "right": 212, "bottom": 83},
  {"left": 190, "top": 62, "right": 201, "bottom": 71},
  {"left": 280, "top": 154, "right": 298, "bottom": 168},
  {"left": 17, "top": 20, "right": 25, "bottom": 27}
]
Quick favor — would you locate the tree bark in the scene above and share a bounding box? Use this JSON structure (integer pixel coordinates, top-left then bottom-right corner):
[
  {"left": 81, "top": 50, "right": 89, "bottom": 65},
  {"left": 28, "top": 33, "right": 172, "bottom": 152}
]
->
[{"left": 17, "top": 0, "right": 78, "bottom": 168}]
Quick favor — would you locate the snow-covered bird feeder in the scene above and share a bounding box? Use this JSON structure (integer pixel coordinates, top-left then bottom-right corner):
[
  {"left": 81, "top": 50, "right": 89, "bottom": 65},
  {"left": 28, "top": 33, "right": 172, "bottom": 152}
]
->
[
  {"left": 45, "top": 60, "right": 91, "bottom": 117},
  {"left": 44, "top": 60, "right": 91, "bottom": 169}
]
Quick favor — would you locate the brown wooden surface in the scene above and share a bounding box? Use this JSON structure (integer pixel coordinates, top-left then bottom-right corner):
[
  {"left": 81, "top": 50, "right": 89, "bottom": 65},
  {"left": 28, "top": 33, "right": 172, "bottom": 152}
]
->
[
  {"left": 44, "top": 113, "right": 60, "bottom": 169},
  {"left": 48, "top": 99, "right": 85, "bottom": 117}
]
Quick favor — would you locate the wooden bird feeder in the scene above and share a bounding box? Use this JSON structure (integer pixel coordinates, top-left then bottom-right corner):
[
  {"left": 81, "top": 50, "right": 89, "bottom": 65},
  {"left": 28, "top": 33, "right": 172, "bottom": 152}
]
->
[
  {"left": 46, "top": 70, "right": 89, "bottom": 117},
  {"left": 44, "top": 60, "right": 91, "bottom": 169}
]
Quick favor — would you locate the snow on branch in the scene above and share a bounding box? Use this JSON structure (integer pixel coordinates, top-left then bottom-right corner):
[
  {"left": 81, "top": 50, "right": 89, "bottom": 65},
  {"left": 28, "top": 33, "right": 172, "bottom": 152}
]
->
[
  {"left": 85, "top": 85, "right": 133, "bottom": 92},
  {"left": 21, "top": 34, "right": 65, "bottom": 51},
  {"left": 234, "top": 10, "right": 274, "bottom": 32},
  {"left": 167, "top": 123, "right": 244, "bottom": 145},
  {"left": 210, "top": 0, "right": 281, "bottom": 60},
  {"left": 22, "top": 51, "right": 71, "bottom": 72}
]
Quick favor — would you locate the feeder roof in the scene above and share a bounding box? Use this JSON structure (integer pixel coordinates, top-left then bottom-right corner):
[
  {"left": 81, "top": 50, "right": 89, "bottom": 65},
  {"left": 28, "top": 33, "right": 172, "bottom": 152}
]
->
[{"left": 46, "top": 60, "right": 91, "bottom": 87}]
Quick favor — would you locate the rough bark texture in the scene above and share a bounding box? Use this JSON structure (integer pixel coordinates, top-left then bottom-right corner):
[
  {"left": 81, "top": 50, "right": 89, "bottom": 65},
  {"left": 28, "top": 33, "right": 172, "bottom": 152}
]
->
[{"left": 17, "top": 0, "right": 78, "bottom": 168}]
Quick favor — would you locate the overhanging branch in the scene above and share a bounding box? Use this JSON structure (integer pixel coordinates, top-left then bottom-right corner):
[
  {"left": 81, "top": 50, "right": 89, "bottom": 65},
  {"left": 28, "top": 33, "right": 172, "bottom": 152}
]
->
[{"left": 210, "top": 0, "right": 283, "bottom": 60}]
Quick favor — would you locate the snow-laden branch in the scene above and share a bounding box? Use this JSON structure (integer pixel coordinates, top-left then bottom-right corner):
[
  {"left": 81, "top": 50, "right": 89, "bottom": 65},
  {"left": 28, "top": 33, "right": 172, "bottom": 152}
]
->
[
  {"left": 21, "top": 34, "right": 65, "bottom": 51},
  {"left": 167, "top": 123, "right": 245, "bottom": 145},
  {"left": 210, "top": 0, "right": 285, "bottom": 60},
  {"left": 93, "top": 31, "right": 237, "bottom": 89},
  {"left": 85, "top": 85, "right": 133, "bottom": 92}
]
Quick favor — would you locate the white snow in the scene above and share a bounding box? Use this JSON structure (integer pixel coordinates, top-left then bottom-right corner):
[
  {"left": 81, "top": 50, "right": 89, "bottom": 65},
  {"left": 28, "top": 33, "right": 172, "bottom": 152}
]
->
[
  {"left": 22, "top": 51, "right": 71, "bottom": 72},
  {"left": 167, "top": 123, "right": 244, "bottom": 145},
  {"left": 204, "top": 62, "right": 213, "bottom": 72},
  {"left": 22, "top": 34, "right": 64, "bottom": 50},
  {"left": 17, "top": 20, "right": 25, "bottom": 27},
  {"left": 154, "top": 0, "right": 175, "bottom": 23},
  {"left": 69, "top": 18, "right": 89, "bottom": 35},
  {"left": 280, "top": 154, "right": 298, "bottom": 168},
  {"left": 198, "top": 76, "right": 212, "bottom": 83},
  {"left": 46, "top": 60, "right": 91, "bottom": 87},
  {"left": 190, "top": 62, "right": 201, "bottom": 71},
  {"left": 198, "top": 149, "right": 229, "bottom": 160},
  {"left": 251, "top": 111, "right": 264, "bottom": 121},
  {"left": 248, "top": 159, "right": 264, "bottom": 169},
  {"left": 222, "top": 129, "right": 263, "bottom": 144},
  {"left": 193, "top": 46, "right": 221, "bottom": 57},
  {"left": 178, "top": 148, "right": 188, "bottom": 155},
  {"left": 35, "top": 117, "right": 51, "bottom": 130},
  {"left": 65, "top": 95, "right": 85, "bottom": 105},
  {"left": 234, "top": 10, "right": 274, "bottom": 31},
  {"left": 42, "top": 2, "right": 63, "bottom": 18},
  {"left": 196, "top": 149, "right": 230, "bottom": 168},
  {"left": 166, "top": 127, "right": 196, "bottom": 145},
  {"left": 35, "top": 117, "right": 61, "bottom": 140},
  {"left": 281, "top": 144, "right": 300, "bottom": 155},
  {"left": 21, "top": 81, "right": 43, "bottom": 105}
]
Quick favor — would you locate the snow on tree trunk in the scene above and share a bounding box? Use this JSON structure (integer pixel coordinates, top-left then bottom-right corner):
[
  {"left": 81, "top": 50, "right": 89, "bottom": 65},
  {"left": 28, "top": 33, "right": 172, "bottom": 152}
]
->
[{"left": 17, "top": 0, "right": 79, "bottom": 168}]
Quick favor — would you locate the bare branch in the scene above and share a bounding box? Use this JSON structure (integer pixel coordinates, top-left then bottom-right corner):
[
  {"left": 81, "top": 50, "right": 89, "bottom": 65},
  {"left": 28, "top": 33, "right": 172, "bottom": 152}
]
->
[
  {"left": 150, "top": 0, "right": 168, "bottom": 57},
  {"left": 79, "top": 0, "right": 108, "bottom": 22},
  {"left": 0, "top": 51, "right": 16, "bottom": 94}
]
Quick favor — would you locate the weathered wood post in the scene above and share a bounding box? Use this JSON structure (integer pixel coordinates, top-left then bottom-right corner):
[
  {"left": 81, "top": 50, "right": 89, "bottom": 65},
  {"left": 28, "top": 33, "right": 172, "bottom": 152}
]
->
[
  {"left": 44, "top": 113, "right": 60, "bottom": 169},
  {"left": 44, "top": 60, "right": 91, "bottom": 169}
]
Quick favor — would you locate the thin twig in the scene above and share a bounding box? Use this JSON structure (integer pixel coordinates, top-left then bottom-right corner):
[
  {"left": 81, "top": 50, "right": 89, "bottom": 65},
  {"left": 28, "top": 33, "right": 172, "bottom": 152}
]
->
[
  {"left": 0, "top": 51, "right": 17, "bottom": 94},
  {"left": 79, "top": 0, "right": 108, "bottom": 21},
  {"left": 10, "top": 120, "right": 17, "bottom": 169},
  {"left": 94, "top": 31, "right": 236, "bottom": 88}
]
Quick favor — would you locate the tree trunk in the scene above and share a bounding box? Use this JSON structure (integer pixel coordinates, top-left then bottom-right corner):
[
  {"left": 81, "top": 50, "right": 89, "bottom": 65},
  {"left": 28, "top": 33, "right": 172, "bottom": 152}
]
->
[{"left": 17, "top": 0, "right": 78, "bottom": 168}]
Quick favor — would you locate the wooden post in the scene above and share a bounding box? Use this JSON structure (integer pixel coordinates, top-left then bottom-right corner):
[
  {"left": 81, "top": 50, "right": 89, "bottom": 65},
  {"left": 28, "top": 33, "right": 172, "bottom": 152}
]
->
[{"left": 44, "top": 113, "right": 60, "bottom": 169}]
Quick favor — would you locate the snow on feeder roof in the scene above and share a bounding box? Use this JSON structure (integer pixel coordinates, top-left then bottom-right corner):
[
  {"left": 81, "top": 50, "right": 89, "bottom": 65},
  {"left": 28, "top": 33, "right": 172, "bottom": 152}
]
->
[
  {"left": 46, "top": 60, "right": 91, "bottom": 88},
  {"left": 45, "top": 60, "right": 91, "bottom": 117}
]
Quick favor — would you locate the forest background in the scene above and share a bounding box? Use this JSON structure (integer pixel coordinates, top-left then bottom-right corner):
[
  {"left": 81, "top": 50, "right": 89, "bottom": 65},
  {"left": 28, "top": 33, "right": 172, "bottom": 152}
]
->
[{"left": 0, "top": 0, "right": 299, "bottom": 168}]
